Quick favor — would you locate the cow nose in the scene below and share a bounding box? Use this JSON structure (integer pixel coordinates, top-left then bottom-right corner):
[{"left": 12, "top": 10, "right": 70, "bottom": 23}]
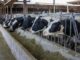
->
[
  {"left": 43, "top": 31, "right": 48, "bottom": 36},
  {"left": 30, "top": 28, "right": 35, "bottom": 33},
  {"left": 9, "top": 26, "right": 13, "bottom": 31},
  {"left": 3, "top": 23, "right": 7, "bottom": 28}
]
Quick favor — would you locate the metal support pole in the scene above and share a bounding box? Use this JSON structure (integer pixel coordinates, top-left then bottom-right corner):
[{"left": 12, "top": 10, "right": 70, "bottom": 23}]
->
[
  {"left": 6, "top": 6, "right": 9, "bottom": 20},
  {"left": 10, "top": 4, "right": 13, "bottom": 19},
  {"left": 67, "top": 5, "right": 69, "bottom": 13},
  {"left": 49, "top": 8, "right": 51, "bottom": 13},
  {"left": 4, "top": 7, "right": 6, "bottom": 20},
  {"left": 23, "top": 0, "right": 27, "bottom": 21},
  {"left": 53, "top": 0, "right": 55, "bottom": 13},
  {"left": 71, "top": 14, "right": 79, "bottom": 55},
  {"left": 23, "top": 0, "right": 30, "bottom": 20}
]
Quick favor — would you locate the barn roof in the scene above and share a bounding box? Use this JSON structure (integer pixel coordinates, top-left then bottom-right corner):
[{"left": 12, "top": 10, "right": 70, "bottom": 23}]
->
[{"left": 4, "top": 0, "right": 17, "bottom": 6}]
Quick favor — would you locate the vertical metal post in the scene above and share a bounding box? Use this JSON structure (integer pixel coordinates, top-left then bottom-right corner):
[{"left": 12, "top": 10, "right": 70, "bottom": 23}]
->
[
  {"left": 67, "top": 5, "right": 69, "bottom": 13},
  {"left": 23, "top": 0, "right": 27, "bottom": 21},
  {"left": 49, "top": 8, "right": 51, "bottom": 13},
  {"left": 6, "top": 6, "right": 9, "bottom": 20},
  {"left": 53, "top": 0, "right": 55, "bottom": 13},
  {"left": 10, "top": 4, "right": 13, "bottom": 19},
  {"left": 4, "top": 7, "right": 6, "bottom": 21},
  {"left": 7, "top": 6, "right": 8, "bottom": 14},
  {"left": 71, "top": 14, "right": 78, "bottom": 55}
]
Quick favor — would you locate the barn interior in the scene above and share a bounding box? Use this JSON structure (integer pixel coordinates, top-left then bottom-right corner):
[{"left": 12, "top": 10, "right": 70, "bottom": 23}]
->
[
  {"left": 0, "top": 0, "right": 80, "bottom": 60},
  {"left": 0, "top": 0, "right": 80, "bottom": 14}
]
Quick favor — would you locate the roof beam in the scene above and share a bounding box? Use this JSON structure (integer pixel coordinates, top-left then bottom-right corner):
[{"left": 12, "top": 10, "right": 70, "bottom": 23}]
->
[{"left": 4, "top": 0, "right": 17, "bottom": 6}]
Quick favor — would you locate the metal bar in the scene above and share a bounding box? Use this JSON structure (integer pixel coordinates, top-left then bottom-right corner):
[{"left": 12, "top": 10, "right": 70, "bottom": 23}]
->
[
  {"left": 67, "top": 5, "right": 69, "bottom": 13},
  {"left": 71, "top": 14, "right": 79, "bottom": 55},
  {"left": 23, "top": 0, "right": 27, "bottom": 21},
  {"left": 53, "top": 0, "right": 55, "bottom": 13},
  {"left": 10, "top": 4, "right": 13, "bottom": 19},
  {"left": 23, "top": 0, "right": 30, "bottom": 21}
]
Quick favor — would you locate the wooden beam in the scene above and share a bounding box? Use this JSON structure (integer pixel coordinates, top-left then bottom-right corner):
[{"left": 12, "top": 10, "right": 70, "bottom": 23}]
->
[{"left": 4, "top": 0, "right": 17, "bottom": 6}]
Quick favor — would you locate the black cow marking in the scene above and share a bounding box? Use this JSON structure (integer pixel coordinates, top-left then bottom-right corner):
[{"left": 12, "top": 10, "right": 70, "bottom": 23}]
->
[
  {"left": 49, "top": 21, "right": 61, "bottom": 33},
  {"left": 21, "top": 15, "right": 35, "bottom": 30},
  {"left": 9, "top": 17, "right": 24, "bottom": 32},
  {"left": 32, "top": 17, "right": 48, "bottom": 32},
  {"left": 46, "top": 19, "right": 80, "bottom": 37}
]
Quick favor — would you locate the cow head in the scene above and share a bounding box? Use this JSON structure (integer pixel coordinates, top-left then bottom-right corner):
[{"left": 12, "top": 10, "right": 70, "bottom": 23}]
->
[
  {"left": 9, "top": 19, "right": 18, "bottom": 31},
  {"left": 3, "top": 18, "right": 14, "bottom": 28},
  {"left": 31, "top": 16, "right": 49, "bottom": 33},
  {"left": 43, "top": 20, "right": 64, "bottom": 36},
  {"left": 9, "top": 17, "right": 24, "bottom": 32},
  {"left": 21, "top": 15, "right": 35, "bottom": 30}
]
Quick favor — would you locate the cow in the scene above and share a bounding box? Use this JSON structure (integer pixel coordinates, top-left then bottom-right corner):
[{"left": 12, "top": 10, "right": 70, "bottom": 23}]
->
[
  {"left": 43, "top": 18, "right": 80, "bottom": 49},
  {"left": 21, "top": 15, "right": 36, "bottom": 30},
  {"left": 31, "top": 16, "right": 54, "bottom": 33},
  {"left": 9, "top": 17, "right": 24, "bottom": 32},
  {"left": 43, "top": 18, "right": 80, "bottom": 37},
  {"left": 3, "top": 18, "right": 12, "bottom": 28},
  {"left": 0, "top": 17, "right": 5, "bottom": 24}
]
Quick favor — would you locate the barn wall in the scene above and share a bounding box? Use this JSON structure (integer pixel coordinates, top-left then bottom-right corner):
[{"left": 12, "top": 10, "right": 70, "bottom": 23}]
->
[{"left": 2, "top": 4, "right": 80, "bottom": 14}]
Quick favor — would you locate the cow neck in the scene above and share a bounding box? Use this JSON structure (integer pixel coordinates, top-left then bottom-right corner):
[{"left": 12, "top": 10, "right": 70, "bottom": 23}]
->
[{"left": 59, "top": 20, "right": 63, "bottom": 25}]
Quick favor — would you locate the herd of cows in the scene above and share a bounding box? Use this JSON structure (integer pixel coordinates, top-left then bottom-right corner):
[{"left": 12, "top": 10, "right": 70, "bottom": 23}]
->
[{"left": 1, "top": 13, "right": 80, "bottom": 52}]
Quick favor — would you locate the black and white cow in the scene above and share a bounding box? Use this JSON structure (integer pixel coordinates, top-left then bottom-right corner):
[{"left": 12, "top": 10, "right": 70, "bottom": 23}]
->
[
  {"left": 3, "top": 19, "right": 12, "bottom": 28},
  {"left": 21, "top": 15, "right": 36, "bottom": 30},
  {"left": 9, "top": 17, "right": 24, "bottom": 31},
  {"left": 43, "top": 18, "right": 80, "bottom": 49},
  {"left": 0, "top": 17, "right": 5, "bottom": 24},
  {"left": 31, "top": 16, "right": 54, "bottom": 33},
  {"left": 43, "top": 19, "right": 80, "bottom": 37}
]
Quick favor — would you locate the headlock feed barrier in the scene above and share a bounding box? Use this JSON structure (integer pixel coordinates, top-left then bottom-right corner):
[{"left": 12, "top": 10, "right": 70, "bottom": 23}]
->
[
  {"left": 2, "top": 12, "right": 80, "bottom": 57},
  {"left": 27, "top": 12, "right": 80, "bottom": 53}
]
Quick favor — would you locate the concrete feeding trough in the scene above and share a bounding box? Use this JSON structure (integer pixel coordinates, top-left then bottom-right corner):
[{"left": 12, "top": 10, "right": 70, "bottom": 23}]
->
[
  {"left": 0, "top": 25, "right": 36, "bottom": 60},
  {"left": 15, "top": 28, "right": 80, "bottom": 60}
]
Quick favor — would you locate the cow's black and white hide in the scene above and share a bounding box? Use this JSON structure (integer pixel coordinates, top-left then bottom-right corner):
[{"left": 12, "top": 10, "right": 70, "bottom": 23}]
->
[
  {"left": 3, "top": 19, "right": 12, "bottom": 28},
  {"left": 0, "top": 17, "right": 5, "bottom": 24},
  {"left": 43, "top": 19, "right": 80, "bottom": 37},
  {"left": 43, "top": 19, "right": 80, "bottom": 49},
  {"left": 31, "top": 16, "right": 54, "bottom": 33},
  {"left": 21, "top": 15, "right": 36, "bottom": 30},
  {"left": 9, "top": 17, "right": 24, "bottom": 32}
]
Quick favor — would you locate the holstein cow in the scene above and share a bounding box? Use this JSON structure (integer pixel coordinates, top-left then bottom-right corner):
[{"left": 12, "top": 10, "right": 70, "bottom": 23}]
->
[
  {"left": 0, "top": 17, "right": 5, "bottom": 24},
  {"left": 43, "top": 19, "right": 80, "bottom": 37},
  {"left": 31, "top": 16, "right": 54, "bottom": 33},
  {"left": 9, "top": 17, "right": 24, "bottom": 32},
  {"left": 3, "top": 19, "right": 12, "bottom": 28},
  {"left": 43, "top": 18, "right": 80, "bottom": 49},
  {"left": 21, "top": 15, "right": 36, "bottom": 30}
]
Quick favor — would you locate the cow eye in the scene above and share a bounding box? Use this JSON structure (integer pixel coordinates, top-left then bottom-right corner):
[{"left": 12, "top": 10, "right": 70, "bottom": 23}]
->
[{"left": 50, "top": 19, "right": 53, "bottom": 22}]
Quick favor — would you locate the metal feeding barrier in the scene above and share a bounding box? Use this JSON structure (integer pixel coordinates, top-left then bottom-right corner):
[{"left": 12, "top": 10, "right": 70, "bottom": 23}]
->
[
  {"left": 71, "top": 14, "right": 80, "bottom": 54},
  {"left": 35, "top": 12, "right": 80, "bottom": 55},
  {"left": 58, "top": 13, "right": 80, "bottom": 54},
  {"left": 59, "top": 13, "right": 80, "bottom": 53},
  {"left": 4, "top": 11, "right": 80, "bottom": 56},
  {"left": 8, "top": 12, "right": 80, "bottom": 53}
]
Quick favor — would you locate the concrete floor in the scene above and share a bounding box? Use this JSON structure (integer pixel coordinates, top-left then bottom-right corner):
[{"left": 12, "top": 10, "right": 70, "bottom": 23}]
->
[{"left": 0, "top": 32, "right": 16, "bottom": 60}]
